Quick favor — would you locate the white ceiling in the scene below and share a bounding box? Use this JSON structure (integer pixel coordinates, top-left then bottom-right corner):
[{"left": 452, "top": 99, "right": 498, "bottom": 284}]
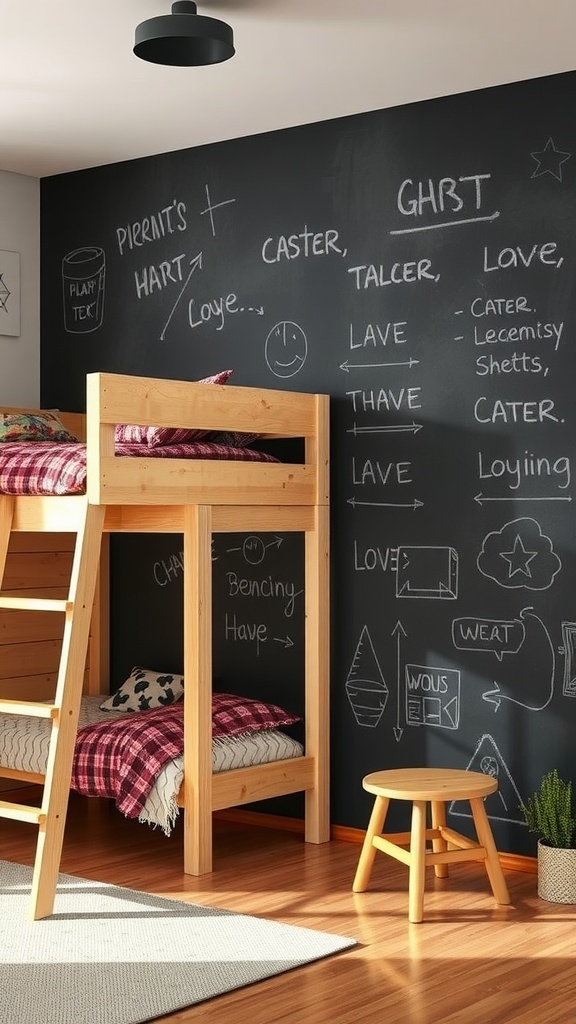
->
[{"left": 2, "top": 0, "right": 576, "bottom": 179}]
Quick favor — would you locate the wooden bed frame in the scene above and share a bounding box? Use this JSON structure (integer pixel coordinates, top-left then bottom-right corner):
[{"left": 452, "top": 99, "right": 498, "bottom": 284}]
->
[{"left": 0, "top": 372, "right": 330, "bottom": 919}]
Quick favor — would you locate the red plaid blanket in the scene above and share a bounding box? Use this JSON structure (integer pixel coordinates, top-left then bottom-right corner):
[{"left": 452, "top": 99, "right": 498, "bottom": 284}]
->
[
  {"left": 72, "top": 704, "right": 184, "bottom": 818},
  {"left": 71, "top": 693, "right": 300, "bottom": 819},
  {"left": 0, "top": 441, "right": 278, "bottom": 496}
]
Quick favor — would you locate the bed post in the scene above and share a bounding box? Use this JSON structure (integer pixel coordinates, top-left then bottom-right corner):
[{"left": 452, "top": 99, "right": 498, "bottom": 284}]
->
[
  {"left": 304, "top": 393, "right": 330, "bottom": 845},
  {"left": 182, "top": 503, "right": 213, "bottom": 874}
]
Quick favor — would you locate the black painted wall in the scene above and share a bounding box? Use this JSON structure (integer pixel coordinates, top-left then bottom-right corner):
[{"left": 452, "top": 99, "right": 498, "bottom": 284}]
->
[{"left": 41, "top": 71, "right": 576, "bottom": 855}]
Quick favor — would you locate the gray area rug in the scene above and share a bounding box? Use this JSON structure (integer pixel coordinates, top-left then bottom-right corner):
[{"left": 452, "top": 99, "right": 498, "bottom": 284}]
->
[{"left": 0, "top": 859, "right": 356, "bottom": 1024}]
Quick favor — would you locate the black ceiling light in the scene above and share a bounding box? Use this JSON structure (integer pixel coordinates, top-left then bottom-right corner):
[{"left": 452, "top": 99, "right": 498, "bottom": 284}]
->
[{"left": 134, "top": 1, "right": 235, "bottom": 67}]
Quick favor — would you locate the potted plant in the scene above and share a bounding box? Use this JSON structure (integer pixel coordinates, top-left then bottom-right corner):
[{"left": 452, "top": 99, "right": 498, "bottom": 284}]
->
[{"left": 520, "top": 769, "right": 576, "bottom": 903}]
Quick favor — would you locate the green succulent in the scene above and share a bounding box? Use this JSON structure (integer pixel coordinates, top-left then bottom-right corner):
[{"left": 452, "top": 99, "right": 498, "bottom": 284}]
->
[{"left": 520, "top": 769, "right": 576, "bottom": 849}]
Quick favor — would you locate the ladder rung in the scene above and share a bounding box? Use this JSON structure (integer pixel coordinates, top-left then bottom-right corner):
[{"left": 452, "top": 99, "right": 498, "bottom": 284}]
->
[
  {"left": 0, "top": 799, "right": 46, "bottom": 825},
  {"left": 0, "top": 698, "right": 58, "bottom": 719},
  {"left": 0, "top": 597, "right": 73, "bottom": 612}
]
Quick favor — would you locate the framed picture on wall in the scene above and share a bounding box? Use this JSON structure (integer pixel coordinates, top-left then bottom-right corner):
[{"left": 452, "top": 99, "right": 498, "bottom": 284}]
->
[{"left": 0, "top": 250, "right": 20, "bottom": 337}]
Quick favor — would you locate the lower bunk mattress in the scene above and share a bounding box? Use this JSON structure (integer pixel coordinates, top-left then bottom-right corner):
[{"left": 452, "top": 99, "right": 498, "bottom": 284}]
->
[{"left": 0, "top": 695, "right": 304, "bottom": 835}]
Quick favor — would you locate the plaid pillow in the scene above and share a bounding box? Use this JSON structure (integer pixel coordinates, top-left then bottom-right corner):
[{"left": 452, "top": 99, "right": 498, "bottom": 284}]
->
[
  {"left": 212, "top": 691, "right": 300, "bottom": 736},
  {"left": 114, "top": 370, "right": 232, "bottom": 447},
  {"left": 0, "top": 412, "right": 78, "bottom": 443}
]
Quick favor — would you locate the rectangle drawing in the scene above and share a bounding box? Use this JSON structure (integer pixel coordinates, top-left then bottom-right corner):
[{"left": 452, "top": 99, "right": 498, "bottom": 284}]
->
[
  {"left": 561, "top": 622, "right": 576, "bottom": 696},
  {"left": 396, "top": 545, "right": 458, "bottom": 599},
  {"left": 0, "top": 250, "right": 20, "bottom": 337}
]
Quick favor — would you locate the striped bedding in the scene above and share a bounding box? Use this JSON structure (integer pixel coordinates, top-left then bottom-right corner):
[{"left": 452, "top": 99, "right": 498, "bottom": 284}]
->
[{"left": 0, "top": 695, "right": 303, "bottom": 835}]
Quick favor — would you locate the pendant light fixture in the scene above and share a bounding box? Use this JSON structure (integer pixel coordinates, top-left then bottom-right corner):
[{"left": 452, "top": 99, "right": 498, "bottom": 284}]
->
[{"left": 134, "top": 1, "right": 235, "bottom": 67}]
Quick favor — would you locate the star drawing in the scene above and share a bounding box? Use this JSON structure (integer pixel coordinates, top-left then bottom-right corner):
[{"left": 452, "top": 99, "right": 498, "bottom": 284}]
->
[
  {"left": 530, "top": 137, "right": 571, "bottom": 182},
  {"left": 499, "top": 535, "right": 538, "bottom": 580}
]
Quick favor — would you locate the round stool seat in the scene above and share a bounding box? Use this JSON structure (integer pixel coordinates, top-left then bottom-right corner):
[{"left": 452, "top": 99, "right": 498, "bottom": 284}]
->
[
  {"left": 353, "top": 766, "right": 511, "bottom": 922},
  {"left": 362, "top": 767, "right": 498, "bottom": 802}
]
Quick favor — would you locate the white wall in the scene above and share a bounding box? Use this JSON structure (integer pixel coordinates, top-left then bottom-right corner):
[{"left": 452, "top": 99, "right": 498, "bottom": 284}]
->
[{"left": 0, "top": 170, "right": 40, "bottom": 404}]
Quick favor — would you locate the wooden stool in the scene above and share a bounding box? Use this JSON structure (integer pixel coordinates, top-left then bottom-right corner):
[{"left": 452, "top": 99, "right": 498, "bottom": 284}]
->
[{"left": 352, "top": 768, "right": 511, "bottom": 923}]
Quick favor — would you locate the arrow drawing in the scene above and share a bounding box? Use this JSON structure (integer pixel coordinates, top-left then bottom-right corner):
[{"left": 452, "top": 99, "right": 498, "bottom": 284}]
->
[
  {"left": 239, "top": 305, "right": 265, "bottom": 315},
  {"left": 273, "top": 636, "right": 294, "bottom": 648},
  {"left": 159, "top": 251, "right": 203, "bottom": 341},
  {"left": 348, "top": 497, "right": 424, "bottom": 510},
  {"left": 482, "top": 607, "right": 555, "bottom": 712},
  {"left": 347, "top": 422, "right": 422, "bottom": 436},
  {"left": 340, "top": 358, "right": 419, "bottom": 372},
  {"left": 227, "top": 536, "right": 283, "bottom": 555},
  {"left": 392, "top": 620, "right": 407, "bottom": 741},
  {"left": 475, "top": 493, "right": 571, "bottom": 505}
]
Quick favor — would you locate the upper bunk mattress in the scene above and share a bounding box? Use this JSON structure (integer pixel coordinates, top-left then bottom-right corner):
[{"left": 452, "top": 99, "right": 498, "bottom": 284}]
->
[{"left": 0, "top": 441, "right": 278, "bottom": 496}]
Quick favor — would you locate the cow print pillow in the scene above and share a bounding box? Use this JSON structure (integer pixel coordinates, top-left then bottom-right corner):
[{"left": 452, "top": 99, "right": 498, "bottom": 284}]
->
[{"left": 100, "top": 666, "right": 184, "bottom": 713}]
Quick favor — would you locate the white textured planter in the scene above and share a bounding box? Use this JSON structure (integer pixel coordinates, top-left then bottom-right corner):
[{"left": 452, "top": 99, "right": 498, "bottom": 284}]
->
[{"left": 537, "top": 839, "right": 576, "bottom": 903}]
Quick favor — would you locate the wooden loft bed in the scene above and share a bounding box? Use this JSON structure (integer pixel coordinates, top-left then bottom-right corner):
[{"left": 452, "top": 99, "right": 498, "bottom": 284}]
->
[{"left": 0, "top": 372, "right": 330, "bottom": 919}]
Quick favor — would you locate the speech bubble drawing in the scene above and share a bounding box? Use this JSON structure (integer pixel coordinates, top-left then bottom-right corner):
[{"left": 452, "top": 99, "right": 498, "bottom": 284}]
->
[{"left": 452, "top": 616, "right": 525, "bottom": 661}]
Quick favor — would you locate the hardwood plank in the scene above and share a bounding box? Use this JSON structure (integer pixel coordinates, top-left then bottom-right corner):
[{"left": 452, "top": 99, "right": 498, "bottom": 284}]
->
[
  {"left": 3, "top": 551, "right": 74, "bottom": 589},
  {"left": 0, "top": 670, "right": 90, "bottom": 701},
  {"left": 0, "top": 797, "right": 566, "bottom": 1024},
  {"left": 0, "top": 609, "right": 67, "bottom": 644},
  {"left": 7, "top": 534, "right": 75, "bottom": 554}
]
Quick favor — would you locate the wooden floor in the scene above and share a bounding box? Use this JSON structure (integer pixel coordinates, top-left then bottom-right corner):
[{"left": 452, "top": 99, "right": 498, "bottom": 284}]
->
[{"left": 3, "top": 795, "right": 576, "bottom": 1024}]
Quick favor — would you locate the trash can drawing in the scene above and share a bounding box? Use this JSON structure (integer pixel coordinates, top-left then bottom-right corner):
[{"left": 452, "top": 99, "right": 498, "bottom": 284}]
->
[{"left": 62, "top": 246, "right": 106, "bottom": 333}]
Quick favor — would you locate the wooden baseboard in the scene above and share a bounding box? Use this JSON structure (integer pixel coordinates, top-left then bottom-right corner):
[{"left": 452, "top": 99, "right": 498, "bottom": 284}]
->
[
  {"left": 215, "top": 808, "right": 538, "bottom": 874},
  {"left": 6, "top": 790, "right": 537, "bottom": 875},
  {"left": 497, "top": 852, "right": 537, "bottom": 874}
]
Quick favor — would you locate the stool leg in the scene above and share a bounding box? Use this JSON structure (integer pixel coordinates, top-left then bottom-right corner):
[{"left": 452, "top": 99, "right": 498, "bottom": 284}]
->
[
  {"left": 408, "top": 799, "right": 427, "bottom": 923},
  {"left": 431, "top": 800, "right": 449, "bottom": 878},
  {"left": 352, "top": 795, "right": 389, "bottom": 892},
  {"left": 469, "top": 796, "right": 511, "bottom": 906}
]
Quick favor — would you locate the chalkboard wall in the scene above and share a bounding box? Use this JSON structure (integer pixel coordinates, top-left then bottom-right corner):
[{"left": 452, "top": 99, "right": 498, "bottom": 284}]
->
[{"left": 40, "top": 70, "right": 576, "bottom": 857}]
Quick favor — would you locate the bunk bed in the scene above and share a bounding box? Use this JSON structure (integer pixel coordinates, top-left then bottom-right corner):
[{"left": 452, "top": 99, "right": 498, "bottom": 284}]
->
[{"left": 0, "top": 371, "right": 330, "bottom": 919}]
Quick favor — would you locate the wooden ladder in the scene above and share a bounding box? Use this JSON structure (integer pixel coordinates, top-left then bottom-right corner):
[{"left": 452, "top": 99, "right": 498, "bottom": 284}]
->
[{"left": 0, "top": 495, "right": 105, "bottom": 919}]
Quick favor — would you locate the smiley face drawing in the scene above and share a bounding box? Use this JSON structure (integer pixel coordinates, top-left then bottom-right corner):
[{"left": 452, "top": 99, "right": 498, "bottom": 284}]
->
[{"left": 265, "top": 321, "right": 308, "bottom": 378}]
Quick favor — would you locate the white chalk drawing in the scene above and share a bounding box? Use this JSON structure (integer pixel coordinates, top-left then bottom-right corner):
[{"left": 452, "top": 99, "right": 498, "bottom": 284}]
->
[
  {"left": 62, "top": 246, "right": 105, "bottom": 333},
  {"left": 159, "top": 251, "right": 203, "bottom": 341},
  {"left": 153, "top": 549, "right": 184, "bottom": 588},
  {"left": 405, "top": 663, "right": 460, "bottom": 729},
  {"left": 390, "top": 172, "right": 499, "bottom": 236},
  {"left": 226, "top": 535, "right": 283, "bottom": 566},
  {"left": 272, "top": 635, "right": 294, "bottom": 649},
  {"left": 345, "top": 625, "right": 389, "bottom": 727},
  {"left": 348, "top": 496, "right": 424, "bottom": 510},
  {"left": 0, "top": 249, "right": 19, "bottom": 337},
  {"left": 340, "top": 358, "right": 419, "bottom": 372},
  {"left": 477, "top": 517, "right": 561, "bottom": 591},
  {"left": 452, "top": 615, "right": 526, "bottom": 661},
  {"left": 392, "top": 620, "right": 407, "bottom": 741},
  {"left": 481, "top": 607, "right": 555, "bottom": 712},
  {"left": 396, "top": 545, "right": 458, "bottom": 599},
  {"left": 265, "top": 321, "right": 308, "bottom": 378},
  {"left": 475, "top": 494, "right": 572, "bottom": 506},
  {"left": 531, "top": 137, "right": 571, "bottom": 182},
  {"left": 224, "top": 613, "right": 267, "bottom": 656},
  {"left": 223, "top": 536, "right": 301, "bottom": 618},
  {"left": 153, "top": 540, "right": 217, "bottom": 586},
  {"left": 347, "top": 421, "right": 422, "bottom": 435},
  {"left": 560, "top": 621, "right": 576, "bottom": 697},
  {"left": 449, "top": 734, "right": 525, "bottom": 825},
  {"left": 200, "top": 182, "right": 236, "bottom": 238}
]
